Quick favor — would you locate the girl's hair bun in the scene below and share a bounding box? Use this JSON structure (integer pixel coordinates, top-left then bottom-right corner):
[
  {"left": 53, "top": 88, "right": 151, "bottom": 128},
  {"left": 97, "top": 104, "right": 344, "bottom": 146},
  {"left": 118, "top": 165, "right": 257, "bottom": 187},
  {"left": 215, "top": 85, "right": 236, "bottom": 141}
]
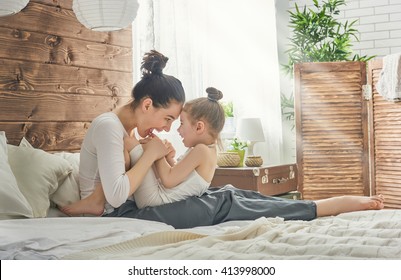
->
[
  {"left": 141, "top": 50, "right": 169, "bottom": 77},
  {"left": 206, "top": 87, "right": 223, "bottom": 102}
]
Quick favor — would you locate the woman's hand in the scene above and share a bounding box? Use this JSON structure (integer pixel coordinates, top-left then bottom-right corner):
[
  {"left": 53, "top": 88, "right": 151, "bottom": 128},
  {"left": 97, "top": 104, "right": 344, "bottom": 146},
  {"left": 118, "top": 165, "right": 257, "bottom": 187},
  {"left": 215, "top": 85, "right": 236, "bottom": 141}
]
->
[{"left": 124, "top": 136, "right": 139, "bottom": 152}]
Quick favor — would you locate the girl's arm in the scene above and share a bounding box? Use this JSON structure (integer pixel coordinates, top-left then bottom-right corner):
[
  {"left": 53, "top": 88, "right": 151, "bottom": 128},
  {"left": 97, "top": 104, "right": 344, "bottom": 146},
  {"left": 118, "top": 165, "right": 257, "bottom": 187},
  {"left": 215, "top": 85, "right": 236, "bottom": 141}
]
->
[
  {"left": 164, "top": 140, "right": 177, "bottom": 166},
  {"left": 154, "top": 144, "right": 206, "bottom": 188}
]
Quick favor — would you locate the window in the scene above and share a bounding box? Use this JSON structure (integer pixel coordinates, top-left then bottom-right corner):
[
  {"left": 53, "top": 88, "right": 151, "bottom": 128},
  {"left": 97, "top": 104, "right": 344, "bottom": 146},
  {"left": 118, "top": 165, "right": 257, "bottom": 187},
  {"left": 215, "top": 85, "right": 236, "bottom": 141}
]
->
[{"left": 133, "top": 0, "right": 283, "bottom": 165}]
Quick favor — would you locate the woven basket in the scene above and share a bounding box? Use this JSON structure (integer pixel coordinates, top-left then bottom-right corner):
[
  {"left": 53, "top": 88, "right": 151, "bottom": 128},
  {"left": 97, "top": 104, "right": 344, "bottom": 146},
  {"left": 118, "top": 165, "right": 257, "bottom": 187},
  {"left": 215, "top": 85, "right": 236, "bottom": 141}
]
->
[
  {"left": 217, "top": 152, "right": 240, "bottom": 167},
  {"left": 245, "top": 156, "right": 263, "bottom": 167}
]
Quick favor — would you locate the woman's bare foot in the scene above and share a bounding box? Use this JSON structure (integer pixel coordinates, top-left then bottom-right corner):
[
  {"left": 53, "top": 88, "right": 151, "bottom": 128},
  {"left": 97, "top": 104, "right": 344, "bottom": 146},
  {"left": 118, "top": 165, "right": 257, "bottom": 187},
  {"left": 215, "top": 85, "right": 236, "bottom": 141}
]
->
[
  {"left": 60, "top": 184, "right": 106, "bottom": 216},
  {"left": 315, "top": 194, "right": 384, "bottom": 217},
  {"left": 60, "top": 196, "right": 105, "bottom": 216}
]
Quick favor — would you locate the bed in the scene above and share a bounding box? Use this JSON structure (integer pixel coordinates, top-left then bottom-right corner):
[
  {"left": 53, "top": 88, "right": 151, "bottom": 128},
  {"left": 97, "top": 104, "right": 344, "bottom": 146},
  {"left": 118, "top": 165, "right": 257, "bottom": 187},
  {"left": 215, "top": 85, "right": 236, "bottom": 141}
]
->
[
  {"left": 1, "top": 0, "right": 400, "bottom": 262},
  {"left": 1, "top": 131, "right": 401, "bottom": 260}
]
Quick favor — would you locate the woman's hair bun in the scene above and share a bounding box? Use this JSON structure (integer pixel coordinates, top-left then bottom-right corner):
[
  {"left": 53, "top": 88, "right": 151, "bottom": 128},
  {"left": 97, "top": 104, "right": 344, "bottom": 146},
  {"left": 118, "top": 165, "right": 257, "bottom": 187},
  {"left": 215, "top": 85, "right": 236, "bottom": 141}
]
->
[
  {"left": 206, "top": 87, "right": 223, "bottom": 102},
  {"left": 141, "top": 50, "right": 169, "bottom": 77}
]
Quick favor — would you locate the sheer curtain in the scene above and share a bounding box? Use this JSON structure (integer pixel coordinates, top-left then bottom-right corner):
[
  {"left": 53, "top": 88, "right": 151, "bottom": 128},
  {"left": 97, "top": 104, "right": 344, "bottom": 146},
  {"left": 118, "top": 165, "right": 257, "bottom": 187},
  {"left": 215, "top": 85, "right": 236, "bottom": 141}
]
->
[{"left": 133, "top": 0, "right": 283, "bottom": 165}]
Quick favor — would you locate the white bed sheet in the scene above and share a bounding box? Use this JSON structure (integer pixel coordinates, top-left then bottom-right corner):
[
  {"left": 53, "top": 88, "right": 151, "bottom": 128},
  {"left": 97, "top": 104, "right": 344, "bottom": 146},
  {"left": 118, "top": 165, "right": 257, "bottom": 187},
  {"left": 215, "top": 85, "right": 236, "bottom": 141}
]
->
[
  {"left": 1, "top": 209, "right": 401, "bottom": 260},
  {"left": 0, "top": 217, "right": 174, "bottom": 259}
]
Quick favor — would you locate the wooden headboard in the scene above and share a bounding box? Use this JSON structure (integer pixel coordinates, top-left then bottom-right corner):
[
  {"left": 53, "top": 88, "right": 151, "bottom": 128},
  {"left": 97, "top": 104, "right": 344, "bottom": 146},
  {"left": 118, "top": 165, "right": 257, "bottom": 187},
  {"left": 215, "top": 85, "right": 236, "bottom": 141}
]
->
[{"left": 0, "top": 0, "right": 133, "bottom": 152}]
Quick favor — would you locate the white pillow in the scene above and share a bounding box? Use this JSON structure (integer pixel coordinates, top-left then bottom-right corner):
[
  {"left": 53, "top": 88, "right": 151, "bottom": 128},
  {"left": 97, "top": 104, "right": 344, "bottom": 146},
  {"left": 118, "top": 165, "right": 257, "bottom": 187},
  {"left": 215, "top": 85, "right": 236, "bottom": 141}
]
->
[
  {"left": 0, "top": 132, "right": 33, "bottom": 219},
  {"left": 19, "top": 138, "right": 81, "bottom": 208},
  {"left": 51, "top": 152, "right": 81, "bottom": 207},
  {"left": 7, "top": 143, "right": 72, "bottom": 218}
]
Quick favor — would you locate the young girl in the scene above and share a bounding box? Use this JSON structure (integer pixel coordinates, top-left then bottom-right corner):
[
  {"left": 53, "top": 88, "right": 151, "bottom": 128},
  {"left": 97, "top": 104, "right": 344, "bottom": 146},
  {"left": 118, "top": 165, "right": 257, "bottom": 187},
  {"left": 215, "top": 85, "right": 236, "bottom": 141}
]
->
[
  {"left": 61, "top": 87, "right": 225, "bottom": 215},
  {"left": 131, "top": 87, "right": 225, "bottom": 208}
]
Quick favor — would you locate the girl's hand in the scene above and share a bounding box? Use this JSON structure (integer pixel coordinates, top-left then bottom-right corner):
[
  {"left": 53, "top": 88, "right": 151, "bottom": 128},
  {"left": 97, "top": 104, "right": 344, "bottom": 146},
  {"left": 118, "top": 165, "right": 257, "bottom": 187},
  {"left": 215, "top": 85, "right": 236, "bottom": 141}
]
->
[
  {"left": 163, "top": 140, "right": 176, "bottom": 164},
  {"left": 142, "top": 136, "right": 168, "bottom": 160}
]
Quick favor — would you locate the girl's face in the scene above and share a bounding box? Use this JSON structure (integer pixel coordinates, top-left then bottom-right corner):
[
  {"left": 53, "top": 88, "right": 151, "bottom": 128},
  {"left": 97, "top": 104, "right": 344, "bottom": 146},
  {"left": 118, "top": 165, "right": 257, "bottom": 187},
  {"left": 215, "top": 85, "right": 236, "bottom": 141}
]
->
[
  {"left": 137, "top": 100, "right": 182, "bottom": 138},
  {"left": 177, "top": 111, "right": 197, "bottom": 147}
]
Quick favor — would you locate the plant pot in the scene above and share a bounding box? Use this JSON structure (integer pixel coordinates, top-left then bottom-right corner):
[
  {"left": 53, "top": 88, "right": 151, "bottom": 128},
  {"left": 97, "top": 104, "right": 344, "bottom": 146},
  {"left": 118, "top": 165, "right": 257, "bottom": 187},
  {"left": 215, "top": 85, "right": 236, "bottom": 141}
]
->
[
  {"left": 227, "top": 149, "right": 245, "bottom": 167},
  {"left": 245, "top": 156, "right": 263, "bottom": 167},
  {"left": 217, "top": 152, "right": 241, "bottom": 167}
]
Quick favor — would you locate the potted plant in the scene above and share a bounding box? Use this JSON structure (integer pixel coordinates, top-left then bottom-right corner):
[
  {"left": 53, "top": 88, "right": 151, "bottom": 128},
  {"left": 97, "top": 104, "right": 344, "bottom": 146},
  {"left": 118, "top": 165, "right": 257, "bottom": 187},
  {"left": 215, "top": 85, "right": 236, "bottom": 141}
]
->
[
  {"left": 227, "top": 137, "right": 248, "bottom": 167},
  {"left": 222, "top": 101, "right": 234, "bottom": 118},
  {"left": 280, "top": 92, "right": 295, "bottom": 130},
  {"left": 221, "top": 101, "right": 235, "bottom": 135},
  {"left": 283, "top": 0, "right": 373, "bottom": 76}
]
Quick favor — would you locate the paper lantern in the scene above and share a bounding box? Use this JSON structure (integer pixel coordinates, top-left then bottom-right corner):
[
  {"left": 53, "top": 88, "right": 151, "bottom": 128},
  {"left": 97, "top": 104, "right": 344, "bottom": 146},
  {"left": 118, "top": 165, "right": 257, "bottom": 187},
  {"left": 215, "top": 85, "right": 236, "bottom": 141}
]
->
[
  {"left": 0, "top": 0, "right": 29, "bottom": 17},
  {"left": 72, "top": 0, "right": 140, "bottom": 32}
]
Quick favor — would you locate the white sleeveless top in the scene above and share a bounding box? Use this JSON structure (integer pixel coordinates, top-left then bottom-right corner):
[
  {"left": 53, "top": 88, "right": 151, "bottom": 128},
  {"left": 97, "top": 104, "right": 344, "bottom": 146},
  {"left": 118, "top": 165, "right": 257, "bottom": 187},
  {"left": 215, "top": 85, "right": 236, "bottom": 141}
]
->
[{"left": 132, "top": 145, "right": 210, "bottom": 208}]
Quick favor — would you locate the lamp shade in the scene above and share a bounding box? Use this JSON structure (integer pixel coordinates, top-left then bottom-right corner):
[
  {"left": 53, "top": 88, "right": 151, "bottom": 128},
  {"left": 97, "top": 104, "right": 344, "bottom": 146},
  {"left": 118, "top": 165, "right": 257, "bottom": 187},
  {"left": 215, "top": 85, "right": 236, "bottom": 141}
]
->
[
  {"left": 73, "top": 0, "right": 140, "bottom": 32},
  {"left": 236, "top": 118, "right": 265, "bottom": 142},
  {"left": 0, "top": 0, "right": 29, "bottom": 17}
]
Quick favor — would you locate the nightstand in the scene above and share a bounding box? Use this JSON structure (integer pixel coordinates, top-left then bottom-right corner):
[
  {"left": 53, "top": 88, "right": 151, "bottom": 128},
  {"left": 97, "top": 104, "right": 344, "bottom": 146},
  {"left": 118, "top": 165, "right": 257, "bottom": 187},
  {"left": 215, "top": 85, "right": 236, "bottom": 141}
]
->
[{"left": 210, "top": 164, "right": 298, "bottom": 196}]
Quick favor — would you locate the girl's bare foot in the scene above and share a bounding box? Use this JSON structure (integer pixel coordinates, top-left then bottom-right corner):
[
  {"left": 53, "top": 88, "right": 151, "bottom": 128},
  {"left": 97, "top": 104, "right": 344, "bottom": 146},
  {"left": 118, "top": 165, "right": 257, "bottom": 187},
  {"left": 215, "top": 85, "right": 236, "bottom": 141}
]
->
[{"left": 315, "top": 194, "right": 384, "bottom": 217}]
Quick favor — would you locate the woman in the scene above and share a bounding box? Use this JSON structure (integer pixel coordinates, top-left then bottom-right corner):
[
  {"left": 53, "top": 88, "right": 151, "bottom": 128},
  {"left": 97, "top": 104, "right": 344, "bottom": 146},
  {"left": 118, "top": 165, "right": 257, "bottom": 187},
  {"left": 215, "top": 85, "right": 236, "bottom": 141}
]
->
[{"left": 73, "top": 50, "right": 185, "bottom": 215}]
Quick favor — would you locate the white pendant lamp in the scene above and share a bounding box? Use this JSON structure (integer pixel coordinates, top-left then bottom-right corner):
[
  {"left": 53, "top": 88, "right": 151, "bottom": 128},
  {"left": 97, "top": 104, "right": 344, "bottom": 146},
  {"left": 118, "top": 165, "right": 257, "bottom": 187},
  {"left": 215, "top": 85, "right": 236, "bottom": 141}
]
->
[
  {"left": 0, "top": 0, "right": 29, "bottom": 17},
  {"left": 72, "top": 0, "right": 140, "bottom": 32}
]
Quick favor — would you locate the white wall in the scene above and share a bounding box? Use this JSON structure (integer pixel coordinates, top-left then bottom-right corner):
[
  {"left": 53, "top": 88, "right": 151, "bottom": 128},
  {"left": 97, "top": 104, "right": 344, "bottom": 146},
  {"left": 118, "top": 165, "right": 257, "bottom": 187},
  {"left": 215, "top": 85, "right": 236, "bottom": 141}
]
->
[{"left": 279, "top": 0, "right": 401, "bottom": 163}]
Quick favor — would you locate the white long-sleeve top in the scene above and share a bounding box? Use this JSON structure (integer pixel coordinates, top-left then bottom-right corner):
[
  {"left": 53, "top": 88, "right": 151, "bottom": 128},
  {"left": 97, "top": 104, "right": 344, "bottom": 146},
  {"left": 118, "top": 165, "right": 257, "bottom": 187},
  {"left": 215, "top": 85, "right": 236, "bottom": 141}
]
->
[{"left": 79, "top": 112, "right": 130, "bottom": 213}]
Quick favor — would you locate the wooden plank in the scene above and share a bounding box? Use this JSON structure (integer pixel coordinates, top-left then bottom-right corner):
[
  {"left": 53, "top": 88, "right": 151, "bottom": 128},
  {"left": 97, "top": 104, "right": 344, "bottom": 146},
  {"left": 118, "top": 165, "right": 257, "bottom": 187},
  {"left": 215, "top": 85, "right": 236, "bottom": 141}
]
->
[
  {"left": 34, "top": 0, "right": 72, "bottom": 9},
  {"left": 0, "top": 91, "right": 131, "bottom": 121},
  {"left": 297, "top": 61, "right": 365, "bottom": 73},
  {"left": 0, "top": 1, "right": 132, "bottom": 48},
  {"left": 0, "top": 121, "right": 89, "bottom": 151},
  {"left": 0, "top": 59, "right": 132, "bottom": 96},
  {"left": 0, "top": 27, "right": 132, "bottom": 72}
]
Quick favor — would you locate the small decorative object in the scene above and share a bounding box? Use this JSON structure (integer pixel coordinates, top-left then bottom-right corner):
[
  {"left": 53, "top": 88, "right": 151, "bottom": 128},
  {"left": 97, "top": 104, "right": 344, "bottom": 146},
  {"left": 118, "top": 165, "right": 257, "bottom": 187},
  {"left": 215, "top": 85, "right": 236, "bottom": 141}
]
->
[
  {"left": 73, "top": 0, "right": 140, "bottom": 31},
  {"left": 0, "top": 0, "right": 29, "bottom": 17},
  {"left": 245, "top": 156, "right": 263, "bottom": 167},
  {"left": 227, "top": 137, "right": 247, "bottom": 167},
  {"left": 236, "top": 118, "right": 265, "bottom": 156},
  {"left": 217, "top": 152, "right": 240, "bottom": 168}
]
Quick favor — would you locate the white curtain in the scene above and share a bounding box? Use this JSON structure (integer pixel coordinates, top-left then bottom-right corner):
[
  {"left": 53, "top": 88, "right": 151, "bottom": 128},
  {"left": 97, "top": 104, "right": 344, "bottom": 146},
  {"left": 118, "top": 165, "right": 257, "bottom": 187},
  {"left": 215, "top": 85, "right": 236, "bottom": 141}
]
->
[{"left": 133, "top": 0, "right": 283, "bottom": 165}]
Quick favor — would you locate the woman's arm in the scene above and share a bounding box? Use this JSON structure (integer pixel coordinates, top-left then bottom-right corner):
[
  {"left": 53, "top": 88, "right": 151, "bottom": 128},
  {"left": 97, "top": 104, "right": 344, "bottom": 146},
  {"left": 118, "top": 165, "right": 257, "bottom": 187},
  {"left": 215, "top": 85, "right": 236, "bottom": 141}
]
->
[
  {"left": 125, "top": 136, "right": 168, "bottom": 195},
  {"left": 94, "top": 118, "right": 167, "bottom": 208},
  {"left": 154, "top": 144, "right": 206, "bottom": 188}
]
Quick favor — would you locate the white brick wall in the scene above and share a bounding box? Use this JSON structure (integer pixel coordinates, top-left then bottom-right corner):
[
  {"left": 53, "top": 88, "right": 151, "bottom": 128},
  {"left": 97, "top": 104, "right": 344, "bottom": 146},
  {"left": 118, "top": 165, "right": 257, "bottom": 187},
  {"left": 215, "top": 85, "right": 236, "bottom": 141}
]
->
[{"left": 287, "top": 0, "right": 401, "bottom": 56}]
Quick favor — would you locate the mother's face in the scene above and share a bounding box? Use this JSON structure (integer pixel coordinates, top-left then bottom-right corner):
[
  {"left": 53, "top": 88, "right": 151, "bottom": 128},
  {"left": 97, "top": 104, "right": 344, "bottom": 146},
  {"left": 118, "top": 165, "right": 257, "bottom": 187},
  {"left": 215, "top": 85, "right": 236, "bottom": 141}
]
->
[{"left": 137, "top": 99, "right": 183, "bottom": 138}]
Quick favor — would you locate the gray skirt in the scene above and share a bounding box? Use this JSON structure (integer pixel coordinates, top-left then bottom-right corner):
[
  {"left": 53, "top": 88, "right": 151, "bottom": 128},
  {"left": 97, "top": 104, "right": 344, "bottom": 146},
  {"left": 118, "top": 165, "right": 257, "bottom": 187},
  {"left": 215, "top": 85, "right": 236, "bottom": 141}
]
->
[{"left": 104, "top": 185, "right": 317, "bottom": 229}]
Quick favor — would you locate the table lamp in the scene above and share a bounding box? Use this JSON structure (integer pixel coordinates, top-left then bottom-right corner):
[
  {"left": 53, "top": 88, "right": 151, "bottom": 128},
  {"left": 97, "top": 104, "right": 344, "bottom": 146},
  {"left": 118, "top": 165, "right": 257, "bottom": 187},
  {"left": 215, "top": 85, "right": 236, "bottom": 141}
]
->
[{"left": 236, "top": 118, "right": 265, "bottom": 155}]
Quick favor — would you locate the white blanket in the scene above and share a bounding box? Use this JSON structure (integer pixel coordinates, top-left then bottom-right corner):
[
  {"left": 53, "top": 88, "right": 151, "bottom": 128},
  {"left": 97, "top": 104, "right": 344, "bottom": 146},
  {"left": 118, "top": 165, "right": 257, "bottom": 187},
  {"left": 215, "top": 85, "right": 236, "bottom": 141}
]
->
[
  {"left": 1, "top": 210, "right": 400, "bottom": 260},
  {"left": 65, "top": 210, "right": 401, "bottom": 260}
]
